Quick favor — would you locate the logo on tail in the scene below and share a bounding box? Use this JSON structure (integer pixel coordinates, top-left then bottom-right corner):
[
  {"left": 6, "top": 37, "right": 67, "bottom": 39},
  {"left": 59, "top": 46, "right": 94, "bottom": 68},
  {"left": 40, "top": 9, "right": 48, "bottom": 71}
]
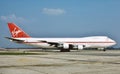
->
[
  {"left": 8, "top": 23, "right": 30, "bottom": 38},
  {"left": 12, "top": 27, "right": 22, "bottom": 37}
]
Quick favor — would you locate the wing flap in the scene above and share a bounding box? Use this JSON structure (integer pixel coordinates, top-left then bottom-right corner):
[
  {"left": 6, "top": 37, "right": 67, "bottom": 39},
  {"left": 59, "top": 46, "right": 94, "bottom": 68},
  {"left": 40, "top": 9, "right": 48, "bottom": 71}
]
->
[{"left": 38, "top": 40, "right": 60, "bottom": 47}]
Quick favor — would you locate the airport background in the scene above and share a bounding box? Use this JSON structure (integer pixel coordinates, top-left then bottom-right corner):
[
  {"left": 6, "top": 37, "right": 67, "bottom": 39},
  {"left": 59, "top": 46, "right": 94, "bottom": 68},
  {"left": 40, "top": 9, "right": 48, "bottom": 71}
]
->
[
  {"left": 0, "top": 1, "right": 120, "bottom": 74},
  {"left": 0, "top": 0, "right": 120, "bottom": 49}
]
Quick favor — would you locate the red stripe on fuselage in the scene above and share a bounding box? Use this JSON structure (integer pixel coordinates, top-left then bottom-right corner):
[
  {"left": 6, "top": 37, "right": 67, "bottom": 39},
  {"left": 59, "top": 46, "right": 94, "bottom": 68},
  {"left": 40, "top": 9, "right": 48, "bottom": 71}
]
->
[{"left": 23, "top": 41, "right": 115, "bottom": 44}]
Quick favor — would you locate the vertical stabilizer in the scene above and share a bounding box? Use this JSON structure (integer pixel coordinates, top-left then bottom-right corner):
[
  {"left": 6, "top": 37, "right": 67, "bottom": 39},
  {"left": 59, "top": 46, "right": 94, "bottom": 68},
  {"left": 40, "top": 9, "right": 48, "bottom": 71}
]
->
[{"left": 8, "top": 23, "right": 30, "bottom": 38}]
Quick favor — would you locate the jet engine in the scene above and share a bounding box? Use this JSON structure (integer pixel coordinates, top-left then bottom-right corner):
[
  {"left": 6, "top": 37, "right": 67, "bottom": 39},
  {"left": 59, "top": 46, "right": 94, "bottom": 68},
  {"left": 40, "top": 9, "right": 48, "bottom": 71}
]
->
[
  {"left": 77, "top": 45, "right": 84, "bottom": 50},
  {"left": 62, "top": 43, "right": 69, "bottom": 49}
]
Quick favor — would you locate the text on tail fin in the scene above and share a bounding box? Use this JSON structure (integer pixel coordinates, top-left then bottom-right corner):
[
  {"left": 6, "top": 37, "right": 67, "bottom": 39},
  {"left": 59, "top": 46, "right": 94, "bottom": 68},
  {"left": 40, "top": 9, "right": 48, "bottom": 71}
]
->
[{"left": 8, "top": 22, "right": 31, "bottom": 38}]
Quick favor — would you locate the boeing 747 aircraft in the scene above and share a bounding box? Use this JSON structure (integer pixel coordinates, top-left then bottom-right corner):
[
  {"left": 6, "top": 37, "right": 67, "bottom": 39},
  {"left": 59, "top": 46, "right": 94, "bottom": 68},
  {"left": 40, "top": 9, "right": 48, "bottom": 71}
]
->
[{"left": 5, "top": 23, "right": 116, "bottom": 52}]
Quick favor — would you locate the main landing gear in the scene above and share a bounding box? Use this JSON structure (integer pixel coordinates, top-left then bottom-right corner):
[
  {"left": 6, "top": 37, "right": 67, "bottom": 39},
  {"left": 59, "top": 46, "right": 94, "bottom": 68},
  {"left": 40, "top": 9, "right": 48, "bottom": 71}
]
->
[
  {"left": 103, "top": 49, "right": 106, "bottom": 51},
  {"left": 60, "top": 49, "right": 70, "bottom": 52}
]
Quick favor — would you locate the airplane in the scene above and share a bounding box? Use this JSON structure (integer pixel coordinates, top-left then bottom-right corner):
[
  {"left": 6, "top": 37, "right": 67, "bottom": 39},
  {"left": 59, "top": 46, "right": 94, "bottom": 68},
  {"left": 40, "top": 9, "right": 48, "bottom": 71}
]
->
[{"left": 5, "top": 22, "right": 116, "bottom": 52}]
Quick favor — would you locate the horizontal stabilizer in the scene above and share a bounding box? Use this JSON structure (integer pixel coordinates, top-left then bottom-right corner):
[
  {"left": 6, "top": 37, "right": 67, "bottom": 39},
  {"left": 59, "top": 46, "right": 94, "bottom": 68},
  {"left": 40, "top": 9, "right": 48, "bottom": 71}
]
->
[{"left": 5, "top": 37, "right": 24, "bottom": 43}]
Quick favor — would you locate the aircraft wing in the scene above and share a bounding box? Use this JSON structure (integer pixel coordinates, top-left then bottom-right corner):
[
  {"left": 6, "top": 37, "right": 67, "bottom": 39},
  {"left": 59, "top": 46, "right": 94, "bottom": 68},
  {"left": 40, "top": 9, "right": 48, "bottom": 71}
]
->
[
  {"left": 5, "top": 37, "right": 24, "bottom": 43},
  {"left": 39, "top": 40, "right": 60, "bottom": 47}
]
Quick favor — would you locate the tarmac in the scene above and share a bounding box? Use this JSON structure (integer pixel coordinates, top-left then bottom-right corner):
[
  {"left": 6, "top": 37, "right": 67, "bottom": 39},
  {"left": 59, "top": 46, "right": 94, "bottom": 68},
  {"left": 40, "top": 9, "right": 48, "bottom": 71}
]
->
[{"left": 0, "top": 50, "right": 120, "bottom": 74}]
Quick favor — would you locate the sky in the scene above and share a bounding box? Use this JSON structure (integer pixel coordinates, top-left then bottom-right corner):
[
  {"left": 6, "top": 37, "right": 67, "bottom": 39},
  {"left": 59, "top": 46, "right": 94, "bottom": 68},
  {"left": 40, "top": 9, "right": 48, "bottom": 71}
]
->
[{"left": 0, "top": 0, "right": 120, "bottom": 48}]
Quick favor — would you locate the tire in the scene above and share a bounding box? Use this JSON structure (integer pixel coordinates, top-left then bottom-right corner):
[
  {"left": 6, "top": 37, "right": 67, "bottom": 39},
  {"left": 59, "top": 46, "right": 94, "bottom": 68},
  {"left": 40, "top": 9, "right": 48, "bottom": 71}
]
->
[{"left": 60, "top": 49, "right": 70, "bottom": 52}]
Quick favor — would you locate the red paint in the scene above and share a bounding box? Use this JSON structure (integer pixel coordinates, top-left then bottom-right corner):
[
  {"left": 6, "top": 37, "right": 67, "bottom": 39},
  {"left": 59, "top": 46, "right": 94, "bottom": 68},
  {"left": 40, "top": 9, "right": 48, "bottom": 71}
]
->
[
  {"left": 23, "top": 41, "right": 114, "bottom": 44},
  {"left": 8, "top": 23, "right": 30, "bottom": 38}
]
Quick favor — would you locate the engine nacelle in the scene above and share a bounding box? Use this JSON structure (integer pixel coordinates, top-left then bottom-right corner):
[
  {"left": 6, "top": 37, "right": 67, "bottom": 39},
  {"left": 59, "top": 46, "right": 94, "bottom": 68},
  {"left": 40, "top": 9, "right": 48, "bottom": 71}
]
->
[
  {"left": 63, "top": 43, "right": 69, "bottom": 49},
  {"left": 77, "top": 45, "right": 84, "bottom": 50}
]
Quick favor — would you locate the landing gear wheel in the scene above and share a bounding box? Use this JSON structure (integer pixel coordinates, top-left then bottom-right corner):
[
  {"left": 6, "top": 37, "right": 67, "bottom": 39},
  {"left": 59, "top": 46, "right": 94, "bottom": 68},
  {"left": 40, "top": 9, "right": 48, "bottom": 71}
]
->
[
  {"left": 103, "top": 49, "right": 106, "bottom": 51},
  {"left": 60, "top": 49, "right": 70, "bottom": 52}
]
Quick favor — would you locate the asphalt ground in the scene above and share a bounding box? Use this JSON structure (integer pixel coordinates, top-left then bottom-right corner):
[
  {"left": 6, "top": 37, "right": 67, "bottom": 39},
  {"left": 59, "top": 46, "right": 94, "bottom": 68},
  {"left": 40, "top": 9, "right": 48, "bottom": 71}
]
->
[{"left": 0, "top": 50, "right": 120, "bottom": 74}]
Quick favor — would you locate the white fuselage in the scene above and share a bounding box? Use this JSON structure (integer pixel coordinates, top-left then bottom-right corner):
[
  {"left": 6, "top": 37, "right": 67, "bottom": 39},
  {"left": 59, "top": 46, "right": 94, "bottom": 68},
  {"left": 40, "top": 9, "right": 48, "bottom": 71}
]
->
[{"left": 14, "top": 36, "right": 116, "bottom": 49}]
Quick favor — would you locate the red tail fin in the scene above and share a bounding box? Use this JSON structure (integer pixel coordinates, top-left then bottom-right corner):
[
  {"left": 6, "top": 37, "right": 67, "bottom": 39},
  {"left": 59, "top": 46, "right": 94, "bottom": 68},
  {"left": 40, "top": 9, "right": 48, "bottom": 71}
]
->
[{"left": 8, "top": 23, "right": 30, "bottom": 38}]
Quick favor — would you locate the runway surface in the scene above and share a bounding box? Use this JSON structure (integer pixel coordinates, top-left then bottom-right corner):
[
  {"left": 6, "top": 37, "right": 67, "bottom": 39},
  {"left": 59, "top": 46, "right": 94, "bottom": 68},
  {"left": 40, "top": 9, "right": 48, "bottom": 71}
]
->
[{"left": 0, "top": 50, "right": 120, "bottom": 74}]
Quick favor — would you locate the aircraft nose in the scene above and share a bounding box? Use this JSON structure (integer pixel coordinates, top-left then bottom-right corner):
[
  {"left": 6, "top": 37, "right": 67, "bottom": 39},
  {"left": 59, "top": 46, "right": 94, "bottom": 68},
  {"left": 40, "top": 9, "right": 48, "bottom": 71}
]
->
[
  {"left": 111, "top": 39, "right": 116, "bottom": 45},
  {"left": 113, "top": 40, "right": 116, "bottom": 45},
  {"left": 108, "top": 38, "right": 116, "bottom": 45}
]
